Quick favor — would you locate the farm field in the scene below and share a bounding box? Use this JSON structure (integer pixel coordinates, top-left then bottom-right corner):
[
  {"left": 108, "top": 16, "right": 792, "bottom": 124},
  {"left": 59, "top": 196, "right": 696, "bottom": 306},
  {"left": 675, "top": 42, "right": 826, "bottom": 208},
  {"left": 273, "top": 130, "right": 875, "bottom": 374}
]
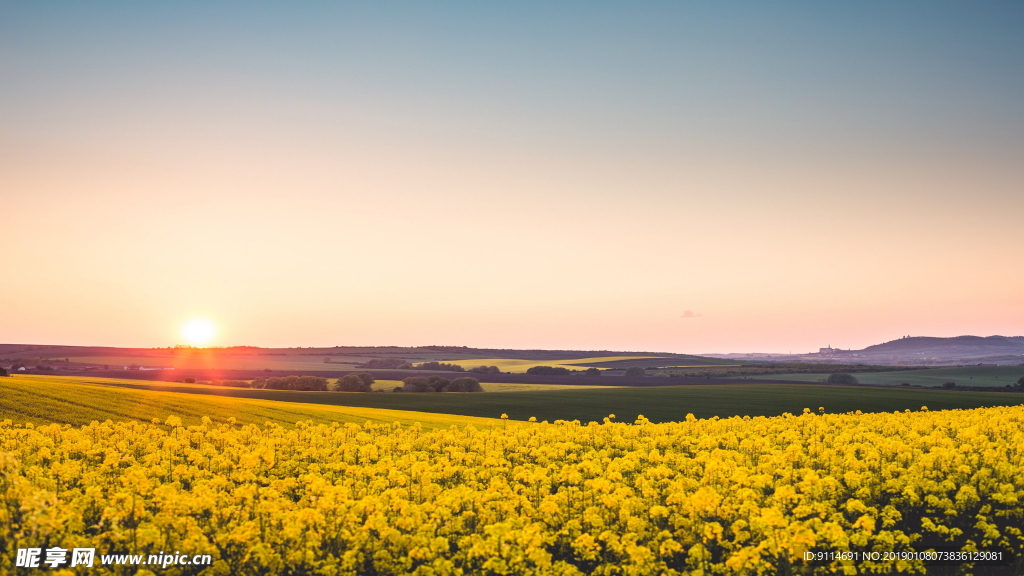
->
[
  {"left": 3, "top": 403, "right": 1022, "bottom": 575},
  {"left": 755, "top": 365, "right": 1024, "bottom": 388},
  {"left": 13, "top": 375, "right": 1023, "bottom": 424},
  {"left": 431, "top": 355, "right": 668, "bottom": 373},
  {"left": 369, "top": 379, "right": 621, "bottom": 392},
  {"left": 0, "top": 376, "right": 499, "bottom": 430}
]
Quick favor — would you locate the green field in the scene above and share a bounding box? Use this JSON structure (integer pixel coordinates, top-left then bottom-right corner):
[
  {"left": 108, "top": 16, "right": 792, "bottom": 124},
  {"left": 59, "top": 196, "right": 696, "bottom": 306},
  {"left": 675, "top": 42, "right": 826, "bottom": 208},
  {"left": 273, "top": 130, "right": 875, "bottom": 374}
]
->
[
  {"left": 755, "top": 365, "right": 1024, "bottom": 388},
  {"left": 10, "top": 374, "right": 1022, "bottom": 425},
  {"left": 0, "top": 375, "right": 499, "bottom": 429}
]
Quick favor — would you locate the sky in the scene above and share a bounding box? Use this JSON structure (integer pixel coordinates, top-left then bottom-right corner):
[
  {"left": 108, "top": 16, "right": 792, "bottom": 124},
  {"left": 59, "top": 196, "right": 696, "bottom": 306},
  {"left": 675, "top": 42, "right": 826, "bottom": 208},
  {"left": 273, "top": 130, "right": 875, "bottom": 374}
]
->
[{"left": 2, "top": 1, "right": 1022, "bottom": 353}]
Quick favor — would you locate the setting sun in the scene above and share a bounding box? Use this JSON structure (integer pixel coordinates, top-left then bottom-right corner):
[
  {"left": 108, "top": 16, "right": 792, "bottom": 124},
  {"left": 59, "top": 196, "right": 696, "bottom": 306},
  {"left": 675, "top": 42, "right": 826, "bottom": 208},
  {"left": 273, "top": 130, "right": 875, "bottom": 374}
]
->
[{"left": 180, "top": 318, "right": 217, "bottom": 347}]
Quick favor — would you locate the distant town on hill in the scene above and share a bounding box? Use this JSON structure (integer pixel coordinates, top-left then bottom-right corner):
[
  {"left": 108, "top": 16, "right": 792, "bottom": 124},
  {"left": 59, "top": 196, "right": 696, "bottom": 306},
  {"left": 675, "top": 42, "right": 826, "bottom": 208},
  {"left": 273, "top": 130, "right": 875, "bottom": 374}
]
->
[{"left": 706, "top": 335, "right": 1024, "bottom": 366}]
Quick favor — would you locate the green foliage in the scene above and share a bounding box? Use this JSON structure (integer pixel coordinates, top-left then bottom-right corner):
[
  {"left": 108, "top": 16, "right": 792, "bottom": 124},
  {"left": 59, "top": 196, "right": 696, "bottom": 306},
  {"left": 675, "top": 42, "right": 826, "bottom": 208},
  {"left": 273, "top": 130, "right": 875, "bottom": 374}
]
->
[
  {"left": 525, "top": 366, "right": 572, "bottom": 376},
  {"left": 415, "top": 361, "right": 465, "bottom": 372},
  {"left": 402, "top": 377, "right": 435, "bottom": 393},
  {"left": 826, "top": 373, "right": 859, "bottom": 385},
  {"left": 400, "top": 376, "right": 482, "bottom": 393},
  {"left": 942, "top": 381, "right": 957, "bottom": 389},
  {"left": 335, "top": 374, "right": 372, "bottom": 392},
  {"left": 624, "top": 366, "right": 646, "bottom": 377},
  {"left": 253, "top": 375, "right": 329, "bottom": 391},
  {"left": 362, "top": 358, "right": 408, "bottom": 369},
  {"left": 468, "top": 365, "right": 501, "bottom": 374},
  {"left": 445, "top": 377, "right": 483, "bottom": 392},
  {"left": 210, "top": 379, "right": 250, "bottom": 388}
]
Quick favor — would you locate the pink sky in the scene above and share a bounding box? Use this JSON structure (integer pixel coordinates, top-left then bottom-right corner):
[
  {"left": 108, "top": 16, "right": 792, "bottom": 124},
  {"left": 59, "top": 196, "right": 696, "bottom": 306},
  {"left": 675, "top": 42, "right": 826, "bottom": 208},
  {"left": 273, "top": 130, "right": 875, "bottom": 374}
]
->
[{"left": 2, "top": 3, "right": 1022, "bottom": 353}]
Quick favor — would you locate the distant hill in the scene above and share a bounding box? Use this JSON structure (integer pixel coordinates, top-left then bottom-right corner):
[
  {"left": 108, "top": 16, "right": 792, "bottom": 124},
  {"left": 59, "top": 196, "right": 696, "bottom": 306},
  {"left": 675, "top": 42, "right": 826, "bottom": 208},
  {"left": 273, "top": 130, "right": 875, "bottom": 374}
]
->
[
  {"left": 704, "top": 335, "right": 1024, "bottom": 366},
  {"left": 827, "top": 335, "right": 1024, "bottom": 366},
  {"left": 863, "top": 336, "right": 1024, "bottom": 357}
]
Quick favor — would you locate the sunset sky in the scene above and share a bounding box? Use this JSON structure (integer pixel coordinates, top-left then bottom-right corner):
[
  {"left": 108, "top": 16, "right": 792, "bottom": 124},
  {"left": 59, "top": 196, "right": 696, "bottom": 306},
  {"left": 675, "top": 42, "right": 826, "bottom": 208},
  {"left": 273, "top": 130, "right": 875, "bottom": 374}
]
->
[{"left": 2, "top": 2, "right": 1022, "bottom": 353}]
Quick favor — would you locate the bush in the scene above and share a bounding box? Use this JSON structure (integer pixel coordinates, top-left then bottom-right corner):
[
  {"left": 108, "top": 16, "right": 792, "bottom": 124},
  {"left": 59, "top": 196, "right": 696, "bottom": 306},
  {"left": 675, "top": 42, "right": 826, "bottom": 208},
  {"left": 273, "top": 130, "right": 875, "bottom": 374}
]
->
[
  {"left": 363, "top": 358, "right": 408, "bottom": 369},
  {"left": 826, "top": 373, "right": 859, "bottom": 385},
  {"left": 624, "top": 367, "right": 646, "bottom": 377},
  {"left": 211, "top": 379, "right": 249, "bottom": 388},
  {"left": 335, "top": 374, "right": 372, "bottom": 392},
  {"left": 183, "top": 377, "right": 195, "bottom": 384},
  {"left": 415, "top": 362, "right": 465, "bottom": 372},
  {"left": 428, "top": 376, "right": 451, "bottom": 392},
  {"left": 584, "top": 367, "right": 601, "bottom": 377},
  {"left": 526, "top": 366, "right": 572, "bottom": 376},
  {"left": 469, "top": 365, "right": 501, "bottom": 374},
  {"left": 942, "top": 381, "right": 956, "bottom": 389},
  {"left": 258, "top": 375, "right": 329, "bottom": 391},
  {"left": 445, "top": 377, "right": 484, "bottom": 392},
  {"left": 402, "top": 377, "right": 434, "bottom": 393}
]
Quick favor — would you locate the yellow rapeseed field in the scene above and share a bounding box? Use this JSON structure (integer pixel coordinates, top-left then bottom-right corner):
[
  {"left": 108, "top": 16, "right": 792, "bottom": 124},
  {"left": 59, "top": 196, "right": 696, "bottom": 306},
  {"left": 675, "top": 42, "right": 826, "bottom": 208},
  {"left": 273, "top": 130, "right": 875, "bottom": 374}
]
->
[{"left": 2, "top": 406, "right": 1022, "bottom": 575}]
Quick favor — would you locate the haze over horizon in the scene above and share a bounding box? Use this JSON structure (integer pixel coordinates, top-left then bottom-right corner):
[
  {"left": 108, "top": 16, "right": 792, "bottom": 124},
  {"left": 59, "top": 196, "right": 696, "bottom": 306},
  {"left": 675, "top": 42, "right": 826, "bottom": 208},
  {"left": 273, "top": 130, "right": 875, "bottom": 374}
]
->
[{"left": 3, "top": 2, "right": 1022, "bottom": 354}]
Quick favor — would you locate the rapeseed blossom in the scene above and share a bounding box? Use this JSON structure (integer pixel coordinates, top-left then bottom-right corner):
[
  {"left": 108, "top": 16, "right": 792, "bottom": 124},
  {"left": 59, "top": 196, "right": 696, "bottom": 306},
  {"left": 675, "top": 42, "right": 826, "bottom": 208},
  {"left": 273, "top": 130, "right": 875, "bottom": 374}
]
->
[{"left": 1, "top": 405, "right": 1022, "bottom": 575}]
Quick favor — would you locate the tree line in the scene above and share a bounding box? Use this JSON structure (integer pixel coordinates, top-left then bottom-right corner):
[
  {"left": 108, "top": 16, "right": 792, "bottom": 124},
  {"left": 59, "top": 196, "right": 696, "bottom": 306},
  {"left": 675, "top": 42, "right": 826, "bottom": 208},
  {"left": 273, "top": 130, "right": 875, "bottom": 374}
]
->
[
  {"left": 398, "top": 376, "right": 483, "bottom": 393},
  {"left": 526, "top": 366, "right": 604, "bottom": 376}
]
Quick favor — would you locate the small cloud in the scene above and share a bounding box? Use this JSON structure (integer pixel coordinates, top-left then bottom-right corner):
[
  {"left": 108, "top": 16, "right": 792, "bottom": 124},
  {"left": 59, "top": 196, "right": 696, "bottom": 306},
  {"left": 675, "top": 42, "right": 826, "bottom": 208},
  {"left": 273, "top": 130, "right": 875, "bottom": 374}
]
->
[{"left": 680, "top": 310, "right": 702, "bottom": 319}]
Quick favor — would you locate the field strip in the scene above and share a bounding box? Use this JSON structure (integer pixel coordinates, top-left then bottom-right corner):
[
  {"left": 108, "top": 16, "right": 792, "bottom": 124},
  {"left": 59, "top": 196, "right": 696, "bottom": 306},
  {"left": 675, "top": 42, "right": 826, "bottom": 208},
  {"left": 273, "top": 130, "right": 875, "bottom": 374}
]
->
[
  {"left": 0, "top": 375, "right": 501, "bottom": 429},
  {"left": 441, "top": 356, "right": 667, "bottom": 373}
]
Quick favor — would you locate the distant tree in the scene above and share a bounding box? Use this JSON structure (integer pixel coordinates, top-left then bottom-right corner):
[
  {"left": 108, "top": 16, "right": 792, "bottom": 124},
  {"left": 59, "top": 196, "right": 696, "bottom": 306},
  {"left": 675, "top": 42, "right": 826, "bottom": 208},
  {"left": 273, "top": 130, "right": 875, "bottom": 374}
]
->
[
  {"left": 427, "top": 376, "right": 451, "bottom": 392},
  {"left": 264, "top": 375, "right": 329, "bottom": 391},
  {"left": 402, "top": 377, "right": 434, "bottom": 393},
  {"left": 355, "top": 372, "right": 375, "bottom": 387},
  {"left": 942, "top": 381, "right": 956, "bottom": 389},
  {"left": 397, "top": 363, "right": 414, "bottom": 369},
  {"left": 415, "top": 362, "right": 465, "bottom": 372},
  {"left": 363, "top": 358, "right": 409, "bottom": 369},
  {"left": 624, "top": 367, "right": 646, "bottom": 378},
  {"left": 584, "top": 367, "right": 601, "bottom": 377},
  {"left": 0, "top": 367, "right": 7, "bottom": 377},
  {"left": 468, "top": 365, "right": 501, "bottom": 374},
  {"left": 183, "top": 377, "right": 195, "bottom": 384},
  {"left": 825, "top": 373, "right": 858, "bottom": 385},
  {"left": 445, "top": 377, "right": 484, "bottom": 392},
  {"left": 526, "top": 366, "right": 572, "bottom": 376},
  {"left": 335, "top": 374, "right": 372, "bottom": 392},
  {"left": 1016, "top": 376, "right": 1024, "bottom": 389},
  {"left": 211, "top": 379, "right": 249, "bottom": 388}
]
